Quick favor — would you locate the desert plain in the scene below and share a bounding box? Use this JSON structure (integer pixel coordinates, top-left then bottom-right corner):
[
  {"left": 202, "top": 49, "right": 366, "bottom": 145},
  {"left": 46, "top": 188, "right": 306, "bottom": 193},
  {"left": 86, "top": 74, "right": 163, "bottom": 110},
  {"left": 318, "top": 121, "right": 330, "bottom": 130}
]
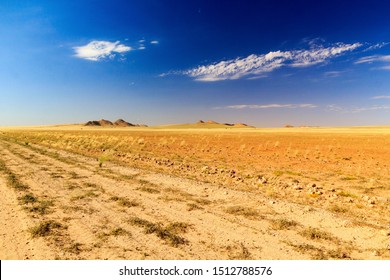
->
[{"left": 0, "top": 122, "right": 390, "bottom": 260}]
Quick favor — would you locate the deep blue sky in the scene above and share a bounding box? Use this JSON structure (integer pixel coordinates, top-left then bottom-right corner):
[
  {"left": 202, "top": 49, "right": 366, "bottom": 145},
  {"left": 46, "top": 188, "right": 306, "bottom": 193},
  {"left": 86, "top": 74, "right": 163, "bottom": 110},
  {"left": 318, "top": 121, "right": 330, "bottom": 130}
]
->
[{"left": 1, "top": 0, "right": 390, "bottom": 126}]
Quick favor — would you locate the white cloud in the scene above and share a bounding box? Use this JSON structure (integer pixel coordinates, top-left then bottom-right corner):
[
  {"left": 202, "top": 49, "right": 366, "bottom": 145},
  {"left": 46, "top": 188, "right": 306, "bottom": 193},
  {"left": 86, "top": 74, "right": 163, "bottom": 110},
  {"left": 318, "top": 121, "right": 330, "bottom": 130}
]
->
[
  {"left": 371, "top": 95, "right": 390, "bottom": 99},
  {"left": 139, "top": 39, "right": 145, "bottom": 43},
  {"left": 73, "top": 40, "right": 132, "bottom": 61},
  {"left": 180, "top": 42, "right": 362, "bottom": 81},
  {"left": 291, "top": 43, "right": 362, "bottom": 67},
  {"left": 150, "top": 40, "right": 159, "bottom": 44},
  {"left": 355, "top": 55, "right": 390, "bottom": 64},
  {"left": 326, "top": 104, "right": 390, "bottom": 113},
  {"left": 224, "top": 104, "right": 318, "bottom": 109},
  {"left": 139, "top": 45, "right": 146, "bottom": 50}
]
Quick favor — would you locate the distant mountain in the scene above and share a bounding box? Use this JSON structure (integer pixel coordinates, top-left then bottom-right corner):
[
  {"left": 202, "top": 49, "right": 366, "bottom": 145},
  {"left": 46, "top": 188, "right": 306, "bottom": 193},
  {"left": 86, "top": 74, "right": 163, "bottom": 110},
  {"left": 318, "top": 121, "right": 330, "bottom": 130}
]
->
[
  {"left": 114, "top": 119, "right": 135, "bottom": 127},
  {"left": 154, "top": 120, "right": 255, "bottom": 129},
  {"left": 85, "top": 119, "right": 147, "bottom": 127}
]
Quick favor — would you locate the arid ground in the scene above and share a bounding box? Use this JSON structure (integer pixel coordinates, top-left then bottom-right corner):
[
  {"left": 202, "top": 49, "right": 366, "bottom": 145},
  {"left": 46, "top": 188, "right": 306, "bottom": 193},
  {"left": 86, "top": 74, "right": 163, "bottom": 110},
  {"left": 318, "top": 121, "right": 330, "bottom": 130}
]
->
[{"left": 0, "top": 125, "right": 390, "bottom": 260}]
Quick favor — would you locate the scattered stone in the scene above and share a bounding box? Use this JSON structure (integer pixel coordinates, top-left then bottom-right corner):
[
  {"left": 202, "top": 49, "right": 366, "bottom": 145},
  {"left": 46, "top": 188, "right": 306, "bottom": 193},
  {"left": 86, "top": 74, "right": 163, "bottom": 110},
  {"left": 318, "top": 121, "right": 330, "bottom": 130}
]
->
[
  {"left": 307, "top": 183, "right": 316, "bottom": 188},
  {"left": 294, "top": 185, "right": 303, "bottom": 190},
  {"left": 258, "top": 176, "right": 268, "bottom": 184}
]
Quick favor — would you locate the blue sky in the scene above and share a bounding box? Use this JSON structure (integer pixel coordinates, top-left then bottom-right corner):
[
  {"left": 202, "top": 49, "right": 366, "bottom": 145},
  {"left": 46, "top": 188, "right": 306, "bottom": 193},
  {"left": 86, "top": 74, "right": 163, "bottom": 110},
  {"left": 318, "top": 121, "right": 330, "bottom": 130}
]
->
[{"left": 1, "top": 0, "right": 390, "bottom": 127}]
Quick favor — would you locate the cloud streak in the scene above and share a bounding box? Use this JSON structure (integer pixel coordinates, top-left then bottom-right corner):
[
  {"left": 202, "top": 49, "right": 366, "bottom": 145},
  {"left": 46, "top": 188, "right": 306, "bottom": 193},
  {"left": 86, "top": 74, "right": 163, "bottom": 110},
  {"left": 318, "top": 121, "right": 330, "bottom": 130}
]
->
[
  {"left": 180, "top": 42, "right": 362, "bottom": 81},
  {"left": 355, "top": 55, "right": 390, "bottom": 64},
  {"left": 371, "top": 95, "right": 390, "bottom": 99},
  {"left": 223, "top": 104, "right": 318, "bottom": 109},
  {"left": 326, "top": 104, "right": 390, "bottom": 113},
  {"left": 73, "top": 40, "right": 132, "bottom": 61}
]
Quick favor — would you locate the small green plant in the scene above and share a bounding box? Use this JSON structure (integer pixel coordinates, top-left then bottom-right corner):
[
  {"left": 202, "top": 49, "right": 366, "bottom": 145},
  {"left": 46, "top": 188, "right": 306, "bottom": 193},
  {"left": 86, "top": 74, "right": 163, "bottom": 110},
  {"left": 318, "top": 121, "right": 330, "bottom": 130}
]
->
[{"left": 98, "top": 154, "right": 111, "bottom": 168}]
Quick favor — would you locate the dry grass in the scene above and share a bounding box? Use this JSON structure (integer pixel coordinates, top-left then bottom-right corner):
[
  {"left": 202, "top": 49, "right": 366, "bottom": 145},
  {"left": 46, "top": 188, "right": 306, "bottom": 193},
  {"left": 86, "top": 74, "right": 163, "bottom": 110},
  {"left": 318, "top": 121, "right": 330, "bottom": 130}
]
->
[
  {"left": 225, "top": 206, "right": 260, "bottom": 218},
  {"left": 30, "top": 220, "right": 63, "bottom": 238},
  {"left": 110, "top": 196, "right": 140, "bottom": 207},
  {"left": 270, "top": 219, "right": 300, "bottom": 230},
  {"left": 300, "top": 227, "right": 337, "bottom": 242},
  {"left": 129, "top": 217, "right": 188, "bottom": 247}
]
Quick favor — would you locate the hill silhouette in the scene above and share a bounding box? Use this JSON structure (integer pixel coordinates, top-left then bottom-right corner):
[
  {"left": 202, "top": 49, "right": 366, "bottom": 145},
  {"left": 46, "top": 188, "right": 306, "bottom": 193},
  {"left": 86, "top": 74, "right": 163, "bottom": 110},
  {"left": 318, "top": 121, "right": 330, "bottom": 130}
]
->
[{"left": 85, "top": 119, "right": 147, "bottom": 127}]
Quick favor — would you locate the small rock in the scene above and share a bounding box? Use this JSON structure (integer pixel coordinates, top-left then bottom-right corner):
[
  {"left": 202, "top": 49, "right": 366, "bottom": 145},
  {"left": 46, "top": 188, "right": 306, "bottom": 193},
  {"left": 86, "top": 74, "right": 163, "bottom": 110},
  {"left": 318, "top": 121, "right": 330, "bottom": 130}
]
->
[
  {"left": 258, "top": 176, "right": 268, "bottom": 184},
  {"left": 368, "top": 199, "right": 376, "bottom": 205},
  {"left": 294, "top": 185, "right": 303, "bottom": 190},
  {"left": 307, "top": 183, "right": 316, "bottom": 188},
  {"left": 269, "top": 200, "right": 276, "bottom": 205}
]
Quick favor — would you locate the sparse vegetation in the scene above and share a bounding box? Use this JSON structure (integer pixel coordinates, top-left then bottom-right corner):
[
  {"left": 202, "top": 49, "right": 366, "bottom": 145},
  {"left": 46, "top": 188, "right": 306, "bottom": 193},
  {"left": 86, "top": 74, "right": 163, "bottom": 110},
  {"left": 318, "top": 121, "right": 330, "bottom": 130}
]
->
[
  {"left": 225, "top": 206, "right": 259, "bottom": 218},
  {"left": 26, "top": 200, "right": 54, "bottom": 215},
  {"left": 129, "top": 217, "right": 188, "bottom": 247},
  {"left": 137, "top": 186, "right": 160, "bottom": 194},
  {"left": 110, "top": 196, "right": 140, "bottom": 207},
  {"left": 300, "top": 227, "right": 337, "bottom": 242},
  {"left": 19, "top": 194, "right": 37, "bottom": 204},
  {"left": 270, "top": 219, "right": 299, "bottom": 230},
  {"left": 30, "top": 220, "right": 63, "bottom": 238},
  {"left": 1, "top": 125, "right": 390, "bottom": 260}
]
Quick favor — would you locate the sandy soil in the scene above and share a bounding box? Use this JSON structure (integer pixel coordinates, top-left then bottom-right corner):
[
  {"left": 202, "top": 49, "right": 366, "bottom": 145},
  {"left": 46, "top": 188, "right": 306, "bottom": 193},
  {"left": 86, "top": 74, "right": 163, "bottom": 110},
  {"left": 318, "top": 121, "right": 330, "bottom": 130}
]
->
[{"left": 0, "top": 127, "right": 389, "bottom": 260}]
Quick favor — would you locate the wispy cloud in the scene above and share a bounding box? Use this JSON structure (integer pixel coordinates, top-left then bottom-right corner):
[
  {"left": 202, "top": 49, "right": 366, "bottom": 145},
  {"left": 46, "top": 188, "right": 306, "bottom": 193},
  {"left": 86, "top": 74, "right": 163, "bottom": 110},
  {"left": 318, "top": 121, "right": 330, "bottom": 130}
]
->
[
  {"left": 73, "top": 40, "right": 132, "bottom": 61},
  {"left": 324, "top": 71, "right": 345, "bottom": 78},
  {"left": 326, "top": 104, "right": 344, "bottom": 112},
  {"left": 371, "top": 95, "right": 390, "bottom": 99},
  {"left": 177, "top": 42, "right": 362, "bottom": 81},
  {"left": 222, "top": 103, "right": 318, "bottom": 109},
  {"left": 150, "top": 40, "right": 159, "bottom": 44},
  {"left": 355, "top": 55, "right": 390, "bottom": 64},
  {"left": 363, "top": 42, "right": 389, "bottom": 52},
  {"left": 326, "top": 104, "right": 390, "bottom": 113},
  {"left": 352, "top": 105, "right": 390, "bottom": 112}
]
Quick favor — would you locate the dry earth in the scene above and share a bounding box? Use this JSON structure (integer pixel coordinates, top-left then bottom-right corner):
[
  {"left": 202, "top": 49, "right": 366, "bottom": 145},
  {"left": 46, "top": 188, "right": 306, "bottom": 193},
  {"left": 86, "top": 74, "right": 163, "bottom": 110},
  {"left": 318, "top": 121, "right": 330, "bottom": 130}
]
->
[{"left": 0, "top": 126, "right": 390, "bottom": 259}]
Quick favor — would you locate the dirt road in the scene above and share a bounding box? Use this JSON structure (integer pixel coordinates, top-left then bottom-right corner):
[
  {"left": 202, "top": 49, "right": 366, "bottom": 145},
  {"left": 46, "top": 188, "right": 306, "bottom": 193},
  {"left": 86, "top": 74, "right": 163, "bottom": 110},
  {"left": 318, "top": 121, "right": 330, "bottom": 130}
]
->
[{"left": 0, "top": 138, "right": 389, "bottom": 259}]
